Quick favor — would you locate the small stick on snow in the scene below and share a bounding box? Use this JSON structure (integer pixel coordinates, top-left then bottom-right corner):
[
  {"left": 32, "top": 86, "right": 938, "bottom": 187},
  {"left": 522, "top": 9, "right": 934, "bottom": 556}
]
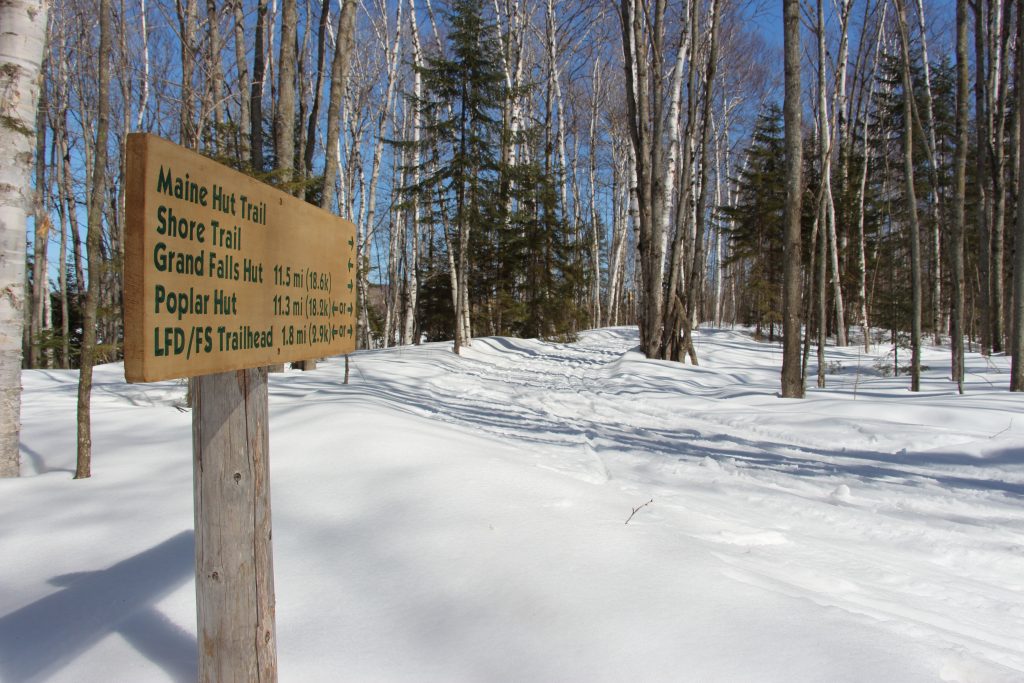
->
[{"left": 625, "top": 499, "right": 654, "bottom": 525}]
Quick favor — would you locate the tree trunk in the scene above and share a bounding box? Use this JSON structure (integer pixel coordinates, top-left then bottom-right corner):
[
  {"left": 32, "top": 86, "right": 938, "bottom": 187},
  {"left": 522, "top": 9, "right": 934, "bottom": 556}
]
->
[
  {"left": 137, "top": 0, "right": 150, "bottom": 130},
  {"left": 302, "top": 0, "right": 330, "bottom": 176},
  {"left": 274, "top": 0, "right": 299, "bottom": 371},
  {"left": 988, "top": 0, "right": 1012, "bottom": 354},
  {"left": 856, "top": 12, "right": 886, "bottom": 352},
  {"left": 30, "top": 83, "right": 49, "bottom": 370},
  {"left": 251, "top": 0, "right": 268, "bottom": 172},
  {"left": 896, "top": 0, "right": 922, "bottom": 392},
  {"left": 276, "top": 0, "right": 297, "bottom": 186},
  {"left": 620, "top": 0, "right": 668, "bottom": 358},
  {"left": 0, "top": 0, "right": 48, "bottom": 476},
  {"left": 1010, "top": 0, "right": 1024, "bottom": 390},
  {"left": 816, "top": 0, "right": 846, "bottom": 348},
  {"left": 176, "top": 0, "right": 198, "bottom": 147},
  {"left": 588, "top": 60, "right": 602, "bottom": 326},
  {"left": 951, "top": 0, "right": 968, "bottom": 391},
  {"left": 56, "top": 118, "right": 72, "bottom": 369},
  {"left": 77, "top": 0, "right": 112, "bottom": 479},
  {"left": 320, "top": 0, "right": 358, "bottom": 212},
  {"left": 685, "top": 0, "right": 720, "bottom": 360},
  {"left": 781, "top": 0, "right": 805, "bottom": 398},
  {"left": 975, "top": 0, "right": 992, "bottom": 355},
  {"left": 660, "top": 18, "right": 692, "bottom": 359},
  {"left": 404, "top": 0, "right": 425, "bottom": 344},
  {"left": 231, "top": 0, "right": 250, "bottom": 163},
  {"left": 204, "top": 0, "right": 225, "bottom": 152},
  {"left": 359, "top": 5, "right": 402, "bottom": 350}
]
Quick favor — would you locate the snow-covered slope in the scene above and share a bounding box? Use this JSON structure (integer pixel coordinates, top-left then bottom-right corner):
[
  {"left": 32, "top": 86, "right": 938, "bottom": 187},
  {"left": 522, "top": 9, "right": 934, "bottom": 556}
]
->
[{"left": 2, "top": 327, "right": 1023, "bottom": 681}]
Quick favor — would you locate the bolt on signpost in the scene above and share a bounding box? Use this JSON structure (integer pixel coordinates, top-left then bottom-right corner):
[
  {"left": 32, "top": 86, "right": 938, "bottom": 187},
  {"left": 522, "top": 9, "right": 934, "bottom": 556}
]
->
[{"left": 124, "top": 134, "right": 356, "bottom": 682}]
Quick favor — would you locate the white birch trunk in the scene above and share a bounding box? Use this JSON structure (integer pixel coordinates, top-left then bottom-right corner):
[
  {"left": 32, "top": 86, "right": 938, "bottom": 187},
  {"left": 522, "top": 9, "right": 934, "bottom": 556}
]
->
[
  {"left": 589, "top": 60, "right": 602, "bottom": 326},
  {"left": 913, "top": 0, "right": 945, "bottom": 344},
  {"left": 358, "top": 9, "right": 402, "bottom": 347},
  {"left": 0, "top": 0, "right": 48, "bottom": 476},
  {"left": 138, "top": 0, "right": 150, "bottom": 130},
  {"left": 662, "top": 26, "right": 690, "bottom": 288},
  {"left": 817, "top": 0, "right": 846, "bottom": 346},
  {"left": 403, "top": 0, "right": 425, "bottom": 344}
]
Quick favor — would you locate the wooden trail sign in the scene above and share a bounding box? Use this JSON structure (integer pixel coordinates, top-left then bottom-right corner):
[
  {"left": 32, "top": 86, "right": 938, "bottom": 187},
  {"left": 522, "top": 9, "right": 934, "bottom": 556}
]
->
[
  {"left": 124, "top": 134, "right": 356, "bottom": 682},
  {"left": 125, "top": 133, "right": 356, "bottom": 382}
]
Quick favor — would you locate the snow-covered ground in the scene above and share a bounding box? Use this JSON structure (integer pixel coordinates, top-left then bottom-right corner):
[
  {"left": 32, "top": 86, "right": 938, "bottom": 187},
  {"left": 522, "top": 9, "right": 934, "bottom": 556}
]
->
[{"left": 2, "top": 327, "right": 1023, "bottom": 682}]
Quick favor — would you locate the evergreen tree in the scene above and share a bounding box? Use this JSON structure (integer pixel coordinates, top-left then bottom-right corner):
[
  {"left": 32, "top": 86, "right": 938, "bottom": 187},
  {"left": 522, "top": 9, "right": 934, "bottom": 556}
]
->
[
  {"left": 721, "top": 106, "right": 788, "bottom": 338},
  {"left": 404, "top": 0, "right": 506, "bottom": 353},
  {"left": 498, "top": 153, "right": 586, "bottom": 340},
  {"left": 396, "top": 0, "right": 585, "bottom": 345}
]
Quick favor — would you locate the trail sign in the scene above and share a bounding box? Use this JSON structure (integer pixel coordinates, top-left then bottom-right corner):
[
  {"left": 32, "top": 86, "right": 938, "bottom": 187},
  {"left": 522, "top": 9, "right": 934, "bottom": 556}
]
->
[
  {"left": 123, "top": 134, "right": 359, "bottom": 682},
  {"left": 124, "top": 133, "right": 356, "bottom": 382}
]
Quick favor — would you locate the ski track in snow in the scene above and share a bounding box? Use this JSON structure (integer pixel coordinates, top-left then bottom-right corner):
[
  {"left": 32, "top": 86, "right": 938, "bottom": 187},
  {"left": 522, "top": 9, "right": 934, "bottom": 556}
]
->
[
  {"left": 5, "top": 326, "right": 1024, "bottom": 681},
  {"left": 321, "top": 327, "right": 1024, "bottom": 678}
]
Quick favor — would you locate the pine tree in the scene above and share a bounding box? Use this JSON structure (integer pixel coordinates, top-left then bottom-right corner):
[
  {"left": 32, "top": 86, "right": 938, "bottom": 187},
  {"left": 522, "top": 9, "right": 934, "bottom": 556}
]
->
[
  {"left": 722, "top": 106, "right": 788, "bottom": 339},
  {"left": 497, "top": 152, "right": 586, "bottom": 340},
  {"left": 396, "top": 0, "right": 584, "bottom": 346},
  {"left": 410, "top": 0, "right": 506, "bottom": 353}
]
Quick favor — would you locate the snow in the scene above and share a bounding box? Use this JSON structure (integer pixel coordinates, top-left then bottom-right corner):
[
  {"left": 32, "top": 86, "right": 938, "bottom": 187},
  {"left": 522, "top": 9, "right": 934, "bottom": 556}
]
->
[{"left": 2, "top": 327, "right": 1024, "bottom": 682}]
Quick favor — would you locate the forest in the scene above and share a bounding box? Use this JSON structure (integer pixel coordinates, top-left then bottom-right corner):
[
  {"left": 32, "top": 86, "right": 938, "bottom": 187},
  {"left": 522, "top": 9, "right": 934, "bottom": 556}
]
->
[{"left": 2, "top": 0, "right": 1024, "bottom": 476}]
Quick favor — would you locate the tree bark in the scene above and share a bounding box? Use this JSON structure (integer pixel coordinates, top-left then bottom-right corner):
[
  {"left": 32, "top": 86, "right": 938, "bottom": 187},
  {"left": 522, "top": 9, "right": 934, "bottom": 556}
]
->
[
  {"left": 952, "top": 0, "right": 968, "bottom": 391},
  {"left": 231, "top": 0, "right": 250, "bottom": 163},
  {"left": 620, "top": 0, "right": 668, "bottom": 358},
  {"left": 176, "top": 0, "right": 198, "bottom": 147},
  {"left": 975, "top": 0, "right": 992, "bottom": 355},
  {"left": 30, "top": 81, "right": 49, "bottom": 370},
  {"left": 1010, "top": 0, "right": 1024, "bottom": 390},
  {"left": 320, "top": 0, "right": 358, "bottom": 212},
  {"left": 781, "top": 0, "right": 805, "bottom": 398},
  {"left": 275, "top": 0, "right": 297, "bottom": 187},
  {"left": 588, "top": 60, "right": 602, "bottom": 326},
  {"left": 0, "top": 0, "right": 49, "bottom": 476},
  {"left": 77, "top": 0, "right": 112, "bottom": 479},
  {"left": 251, "top": 0, "right": 268, "bottom": 172},
  {"left": 896, "top": 0, "right": 922, "bottom": 392},
  {"left": 303, "top": 0, "right": 330, "bottom": 175},
  {"left": 403, "top": 0, "right": 425, "bottom": 343},
  {"left": 816, "top": 0, "right": 846, "bottom": 348},
  {"left": 988, "top": 0, "right": 1012, "bottom": 353},
  {"left": 274, "top": 0, "right": 300, "bottom": 371}
]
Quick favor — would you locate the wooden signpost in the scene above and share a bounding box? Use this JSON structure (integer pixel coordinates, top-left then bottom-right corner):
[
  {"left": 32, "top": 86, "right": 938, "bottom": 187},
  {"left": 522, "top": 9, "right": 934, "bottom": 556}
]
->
[{"left": 124, "top": 133, "right": 356, "bottom": 682}]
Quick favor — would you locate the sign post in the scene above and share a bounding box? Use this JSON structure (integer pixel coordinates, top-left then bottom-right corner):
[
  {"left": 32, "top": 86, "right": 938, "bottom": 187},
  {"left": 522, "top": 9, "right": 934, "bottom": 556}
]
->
[{"left": 124, "top": 134, "right": 356, "bottom": 681}]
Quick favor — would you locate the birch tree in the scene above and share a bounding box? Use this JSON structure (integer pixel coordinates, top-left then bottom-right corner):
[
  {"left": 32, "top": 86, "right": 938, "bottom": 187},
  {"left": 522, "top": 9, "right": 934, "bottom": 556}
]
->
[
  {"left": 0, "top": 0, "right": 49, "bottom": 476},
  {"left": 619, "top": 0, "right": 669, "bottom": 357}
]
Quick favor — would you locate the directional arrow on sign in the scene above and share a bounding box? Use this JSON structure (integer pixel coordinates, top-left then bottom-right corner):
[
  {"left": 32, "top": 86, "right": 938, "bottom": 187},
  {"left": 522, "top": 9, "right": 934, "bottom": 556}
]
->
[
  {"left": 347, "top": 280, "right": 353, "bottom": 292},
  {"left": 347, "top": 237, "right": 354, "bottom": 249},
  {"left": 347, "top": 258, "right": 353, "bottom": 272}
]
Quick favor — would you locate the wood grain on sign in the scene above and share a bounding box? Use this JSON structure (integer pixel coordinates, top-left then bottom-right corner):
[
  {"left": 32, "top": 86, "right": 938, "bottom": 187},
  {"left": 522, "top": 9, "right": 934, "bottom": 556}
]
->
[{"left": 125, "top": 133, "right": 357, "bottom": 382}]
